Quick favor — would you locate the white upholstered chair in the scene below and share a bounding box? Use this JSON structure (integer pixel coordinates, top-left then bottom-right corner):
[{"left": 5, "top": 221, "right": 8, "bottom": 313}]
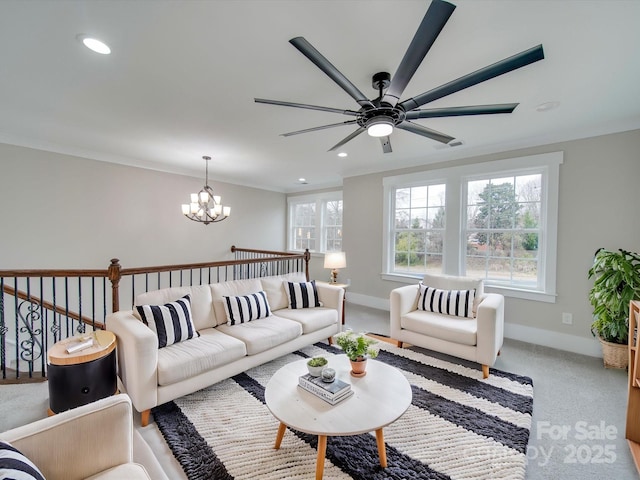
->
[
  {"left": 390, "top": 273, "right": 504, "bottom": 378},
  {"left": 0, "top": 394, "right": 163, "bottom": 480}
]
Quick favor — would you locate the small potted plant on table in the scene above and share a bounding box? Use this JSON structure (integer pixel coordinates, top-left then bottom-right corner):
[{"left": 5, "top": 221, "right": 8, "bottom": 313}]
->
[
  {"left": 306, "top": 356, "right": 328, "bottom": 377},
  {"left": 335, "top": 330, "right": 379, "bottom": 377}
]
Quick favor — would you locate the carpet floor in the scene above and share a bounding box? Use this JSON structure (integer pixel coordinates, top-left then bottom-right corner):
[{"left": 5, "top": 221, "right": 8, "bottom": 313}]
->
[{"left": 152, "top": 341, "right": 533, "bottom": 479}]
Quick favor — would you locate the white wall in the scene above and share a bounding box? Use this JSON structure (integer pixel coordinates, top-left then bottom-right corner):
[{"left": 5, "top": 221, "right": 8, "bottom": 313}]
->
[
  {"left": 340, "top": 129, "right": 640, "bottom": 356},
  {"left": 0, "top": 144, "right": 286, "bottom": 270}
]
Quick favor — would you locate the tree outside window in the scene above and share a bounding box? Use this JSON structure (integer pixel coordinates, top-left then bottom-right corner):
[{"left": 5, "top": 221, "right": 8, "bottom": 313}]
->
[{"left": 466, "top": 174, "right": 541, "bottom": 286}]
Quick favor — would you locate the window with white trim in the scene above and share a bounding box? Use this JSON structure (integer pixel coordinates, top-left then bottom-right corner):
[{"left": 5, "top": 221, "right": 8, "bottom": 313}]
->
[
  {"left": 288, "top": 192, "right": 343, "bottom": 253},
  {"left": 383, "top": 152, "right": 562, "bottom": 302},
  {"left": 393, "top": 183, "right": 446, "bottom": 274}
]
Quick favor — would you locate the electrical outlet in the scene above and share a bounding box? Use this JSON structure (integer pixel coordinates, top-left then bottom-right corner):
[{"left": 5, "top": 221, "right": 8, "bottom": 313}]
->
[{"left": 562, "top": 312, "right": 573, "bottom": 325}]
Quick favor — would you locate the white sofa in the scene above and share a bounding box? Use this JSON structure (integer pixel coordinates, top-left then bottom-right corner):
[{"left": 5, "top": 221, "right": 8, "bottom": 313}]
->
[
  {"left": 0, "top": 394, "right": 167, "bottom": 480},
  {"left": 107, "top": 273, "right": 343, "bottom": 426},
  {"left": 390, "top": 273, "right": 504, "bottom": 378}
]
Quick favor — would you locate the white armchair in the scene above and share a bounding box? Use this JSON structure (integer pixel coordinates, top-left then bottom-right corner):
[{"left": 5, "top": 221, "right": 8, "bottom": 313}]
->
[
  {"left": 0, "top": 394, "right": 157, "bottom": 480},
  {"left": 390, "top": 274, "right": 504, "bottom": 378}
]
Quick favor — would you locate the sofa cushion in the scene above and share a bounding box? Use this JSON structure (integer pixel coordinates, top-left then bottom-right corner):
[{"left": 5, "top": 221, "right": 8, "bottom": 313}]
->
[
  {"left": 217, "top": 316, "right": 302, "bottom": 355},
  {"left": 223, "top": 291, "right": 271, "bottom": 325},
  {"left": 0, "top": 441, "right": 45, "bottom": 480},
  {"left": 134, "top": 284, "right": 215, "bottom": 331},
  {"left": 210, "top": 279, "right": 263, "bottom": 326},
  {"left": 136, "top": 295, "right": 199, "bottom": 348},
  {"left": 285, "top": 280, "right": 321, "bottom": 309},
  {"left": 85, "top": 463, "right": 151, "bottom": 480},
  {"left": 274, "top": 307, "right": 338, "bottom": 334},
  {"left": 418, "top": 283, "right": 475, "bottom": 319},
  {"left": 260, "top": 273, "right": 307, "bottom": 311},
  {"left": 402, "top": 310, "right": 477, "bottom": 346},
  {"left": 156, "top": 328, "right": 247, "bottom": 386}
]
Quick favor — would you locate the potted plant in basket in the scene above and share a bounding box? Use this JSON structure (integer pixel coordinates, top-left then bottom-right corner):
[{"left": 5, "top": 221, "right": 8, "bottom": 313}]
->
[
  {"left": 588, "top": 248, "right": 640, "bottom": 368},
  {"left": 334, "top": 330, "right": 379, "bottom": 377}
]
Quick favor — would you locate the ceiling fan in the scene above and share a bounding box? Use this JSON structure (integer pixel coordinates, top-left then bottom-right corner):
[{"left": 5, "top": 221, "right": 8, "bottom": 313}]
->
[{"left": 255, "top": 0, "right": 544, "bottom": 154}]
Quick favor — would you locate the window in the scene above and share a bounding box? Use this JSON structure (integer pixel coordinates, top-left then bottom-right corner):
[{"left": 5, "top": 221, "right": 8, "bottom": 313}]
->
[
  {"left": 383, "top": 152, "right": 562, "bottom": 302},
  {"left": 288, "top": 192, "right": 343, "bottom": 253},
  {"left": 465, "top": 174, "right": 541, "bottom": 289},
  {"left": 393, "top": 184, "right": 446, "bottom": 274}
]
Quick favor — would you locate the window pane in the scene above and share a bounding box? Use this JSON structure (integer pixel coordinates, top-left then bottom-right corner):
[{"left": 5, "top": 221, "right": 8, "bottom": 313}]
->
[
  {"left": 396, "top": 188, "right": 410, "bottom": 208},
  {"left": 410, "top": 208, "right": 426, "bottom": 229},
  {"left": 410, "top": 186, "right": 428, "bottom": 208},
  {"left": 426, "top": 232, "right": 443, "bottom": 254},
  {"left": 395, "top": 209, "right": 410, "bottom": 229}
]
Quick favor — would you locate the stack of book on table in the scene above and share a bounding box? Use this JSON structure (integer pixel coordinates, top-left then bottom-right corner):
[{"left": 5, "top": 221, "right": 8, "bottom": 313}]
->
[{"left": 298, "top": 373, "right": 353, "bottom": 405}]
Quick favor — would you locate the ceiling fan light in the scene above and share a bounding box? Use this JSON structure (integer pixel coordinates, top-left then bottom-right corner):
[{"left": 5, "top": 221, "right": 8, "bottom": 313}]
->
[{"left": 366, "top": 117, "right": 394, "bottom": 137}]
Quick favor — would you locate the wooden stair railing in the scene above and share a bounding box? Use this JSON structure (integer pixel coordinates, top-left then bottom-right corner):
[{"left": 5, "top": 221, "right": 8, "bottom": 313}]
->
[{"left": 0, "top": 246, "right": 309, "bottom": 380}]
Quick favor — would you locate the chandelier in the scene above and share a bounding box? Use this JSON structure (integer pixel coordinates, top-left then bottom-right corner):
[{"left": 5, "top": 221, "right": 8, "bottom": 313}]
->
[{"left": 181, "top": 156, "right": 230, "bottom": 225}]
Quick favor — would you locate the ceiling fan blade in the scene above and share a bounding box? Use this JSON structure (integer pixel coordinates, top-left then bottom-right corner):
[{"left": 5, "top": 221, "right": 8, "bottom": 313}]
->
[
  {"left": 396, "top": 120, "right": 455, "bottom": 144},
  {"left": 381, "top": 0, "right": 456, "bottom": 107},
  {"left": 380, "top": 136, "right": 393, "bottom": 154},
  {"left": 290, "top": 37, "right": 374, "bottom": 109},
  {"left": 399, "top": 44, "right": 545, "bottom": 111},
  {"left": 254, "top": 98, "right": 358, "bottom": 116},
  {"left": 405, "top": 103, "right": 518, "bottom": 119},
  {"left": 328, "top": 127, "right": 366, "bottom": 151},
  {"left": 281, "top": 120, "right": 358, "bottom": 137}
]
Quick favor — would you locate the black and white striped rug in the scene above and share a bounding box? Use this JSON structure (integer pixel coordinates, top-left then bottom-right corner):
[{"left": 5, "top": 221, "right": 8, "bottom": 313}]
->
[{"left": 152, "top": 341, "right": 533, "bottom": 479}]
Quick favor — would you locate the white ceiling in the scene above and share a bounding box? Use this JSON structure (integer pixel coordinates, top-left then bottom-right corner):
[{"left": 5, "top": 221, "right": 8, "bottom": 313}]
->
[{"left": 1, "top": 0, "right": 639, "bottom": 193}]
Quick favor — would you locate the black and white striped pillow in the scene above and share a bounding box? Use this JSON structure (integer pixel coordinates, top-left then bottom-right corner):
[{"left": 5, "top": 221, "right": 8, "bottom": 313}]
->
[
  {"left": 223, "top": 290, "right": 271, "bottom": 326},
  {"left": 136, "top": 294, "right": 199, "bottom": 348},
  {"left": 0, "top": 441, "right": 46, "bottom": 480},
  {"left": 285, "top": 280, "right": 322, "bottom": 309},
  {"left": 417, "top": 283, "right": 476, "bottom": 318}
]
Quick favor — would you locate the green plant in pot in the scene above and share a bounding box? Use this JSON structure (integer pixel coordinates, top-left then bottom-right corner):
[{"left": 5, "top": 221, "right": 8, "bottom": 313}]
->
[
  {"left": 588, "top": 248, "right": 640, "bottom": 367},
  {"left": 334, "top": 330, "right": 379, "bottom": 377},
  {"left": 306, "top": 356, "right": 328, "bottom": 377}
]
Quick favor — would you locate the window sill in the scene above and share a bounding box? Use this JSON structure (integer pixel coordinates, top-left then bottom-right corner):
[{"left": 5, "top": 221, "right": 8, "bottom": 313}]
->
[{"left": 381, "top": 273, "right": 557, "bottom": 303}]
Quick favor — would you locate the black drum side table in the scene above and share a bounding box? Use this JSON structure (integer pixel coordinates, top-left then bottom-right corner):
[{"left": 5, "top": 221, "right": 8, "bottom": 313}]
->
[{"left": 47, "top": 330, "right": 117, "bottom": 415}]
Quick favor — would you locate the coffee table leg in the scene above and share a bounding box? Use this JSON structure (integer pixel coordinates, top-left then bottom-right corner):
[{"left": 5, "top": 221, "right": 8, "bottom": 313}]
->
[
  {"left": 375, "top": 428, "right": 387, "bottom": 468},
  {"left": 316, "top": 435, "right": 327, "bottom": 480},
  {"left": 275, "top": 422, "right": 287, "bottom": 449}
]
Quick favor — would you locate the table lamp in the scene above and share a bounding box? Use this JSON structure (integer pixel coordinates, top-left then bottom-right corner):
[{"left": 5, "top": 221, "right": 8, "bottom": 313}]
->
[{"left": 324, "top": 252, "right": 346, "bottom": 284}]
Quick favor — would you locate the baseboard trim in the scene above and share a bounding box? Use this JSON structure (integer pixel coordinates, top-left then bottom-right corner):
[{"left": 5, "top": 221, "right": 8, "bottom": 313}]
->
[{"left": 347, "top": 292, "right": 603, "bottom": 358}]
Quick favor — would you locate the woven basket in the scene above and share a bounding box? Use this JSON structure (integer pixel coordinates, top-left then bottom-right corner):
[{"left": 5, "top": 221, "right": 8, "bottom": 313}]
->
[{"left": 598, "top": 337, "right": 628, "bottom": 369}]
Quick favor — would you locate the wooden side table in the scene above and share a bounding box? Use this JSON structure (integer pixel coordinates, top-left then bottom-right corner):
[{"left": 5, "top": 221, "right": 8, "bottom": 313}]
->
[
  {"left": 317, "top": 281, "right": 348, "bottom": 324},
  {"left": 47, "top": 330, "right": 117, "bottom": 415}
]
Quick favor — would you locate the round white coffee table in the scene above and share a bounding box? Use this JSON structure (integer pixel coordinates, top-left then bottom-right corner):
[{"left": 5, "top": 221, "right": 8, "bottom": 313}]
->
[{"left": 265, "top": 355, "right": 412, "bottom": 480}]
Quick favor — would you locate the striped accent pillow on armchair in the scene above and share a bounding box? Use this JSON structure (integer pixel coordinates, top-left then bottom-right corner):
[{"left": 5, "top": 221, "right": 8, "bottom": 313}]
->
[{"left": 417, "top": 282, "right": 476, "bottom": 319}]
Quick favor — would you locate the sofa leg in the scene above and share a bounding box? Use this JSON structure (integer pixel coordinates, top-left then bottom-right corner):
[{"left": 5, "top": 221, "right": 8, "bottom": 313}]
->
[
  {"left": 327, "top": 337, "right": 333, "bottom": 345},
  {"left": 482, "top": 365, "right": 489, "bottom": 379},
  {"left": 397, "top": 341, "right": 403, "bottom": 348},
  {"left": 141, "top": 409, "right": 151, "bottom": 427}
]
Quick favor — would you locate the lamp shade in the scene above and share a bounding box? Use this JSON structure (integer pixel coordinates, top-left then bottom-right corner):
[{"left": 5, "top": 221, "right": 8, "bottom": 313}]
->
[{"left": 324, "top": 252, "right": 346, "bottom": 269}]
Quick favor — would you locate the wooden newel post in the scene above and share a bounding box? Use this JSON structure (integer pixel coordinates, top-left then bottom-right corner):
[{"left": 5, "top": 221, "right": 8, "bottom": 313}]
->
[
  {"left": 107, "top": 258, "right": 122, "bottom": 313},
  {"left": 304, "top": 249, "right": 311, "bottom": 282}
]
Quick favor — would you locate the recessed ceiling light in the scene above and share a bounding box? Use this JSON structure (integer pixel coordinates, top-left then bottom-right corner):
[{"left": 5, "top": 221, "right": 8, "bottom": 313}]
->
[
  {"left": 337, "top": 152, "right": 348, "bottom": 158},
  {"left": 298, "top": 178, "right": 307, "bottom": 184},
  {"left": 535, "top": 101, "right": 560, "bottom": 112},
  {"left": 76, "top": 34, "right": 111, "bottom": 55}
]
